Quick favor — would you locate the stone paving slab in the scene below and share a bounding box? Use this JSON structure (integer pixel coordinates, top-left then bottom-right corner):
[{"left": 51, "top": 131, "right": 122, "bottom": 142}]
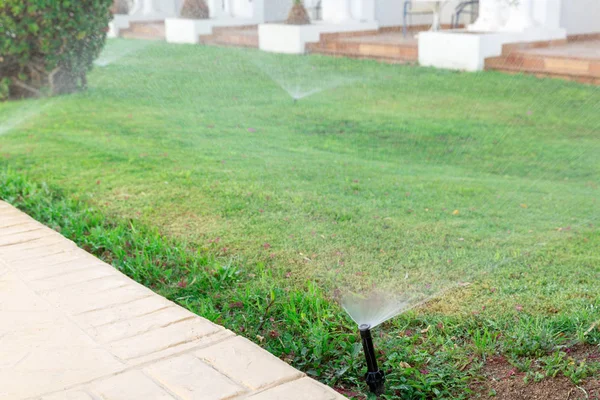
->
[{"left": 0, "top": 201, "right": 347, "bottom": 400}]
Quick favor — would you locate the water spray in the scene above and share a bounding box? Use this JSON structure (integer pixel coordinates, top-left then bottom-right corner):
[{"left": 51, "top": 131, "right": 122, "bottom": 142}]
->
[{"left": 359, "top": 324, "right": 385, "bottom": 396}]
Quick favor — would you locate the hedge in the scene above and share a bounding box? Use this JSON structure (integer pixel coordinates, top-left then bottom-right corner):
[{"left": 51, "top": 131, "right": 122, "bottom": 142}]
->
[{"left": 0, "top": 0, "right": 113, "bottom": 100}]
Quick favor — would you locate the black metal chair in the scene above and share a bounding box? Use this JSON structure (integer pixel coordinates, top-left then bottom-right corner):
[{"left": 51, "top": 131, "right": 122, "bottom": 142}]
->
[{"left": 452, "top": 0, "right": 479, "bottom": 29}]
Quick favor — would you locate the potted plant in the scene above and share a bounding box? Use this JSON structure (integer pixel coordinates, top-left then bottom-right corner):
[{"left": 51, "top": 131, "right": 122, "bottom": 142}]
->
[
  {"left": 286, "top": 0, "right": 310, "bottom": 25},
  {"left": 180, "top": 0, "right": 210, "bottom": 19}
]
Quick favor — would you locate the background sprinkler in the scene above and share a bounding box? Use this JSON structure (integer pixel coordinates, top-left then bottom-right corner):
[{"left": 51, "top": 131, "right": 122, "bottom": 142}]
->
[{"left": 359, "top": 323, "right": 385, "bottom": 396}]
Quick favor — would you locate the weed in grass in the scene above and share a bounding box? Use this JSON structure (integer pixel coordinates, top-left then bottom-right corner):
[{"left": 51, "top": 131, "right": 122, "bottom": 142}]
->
[{"left": 471, "top": 327, "right": 499, "bottom": 360}]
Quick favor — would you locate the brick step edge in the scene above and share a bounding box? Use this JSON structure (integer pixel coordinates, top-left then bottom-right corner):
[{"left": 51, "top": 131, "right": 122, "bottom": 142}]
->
[
  {"left": 500, "top": 39, "right": 568, "bottom": 55},
  {"left": 485, "top": 62, "right": 600, "bottom": 85},
  {"left": 318, "top": 39, "right": 416, "bottom": 50},
  {"left": 120, "top": 32, "right": 165, "bottom": 41},
  {"left": 126, "top": 22, "right": 165, "bottom": 34},
  {"left": 199, "top": 39, "right": 258, "bottom": 48},
  {"left": 308, "top": 47, "right": 417, "bottom": 64},
  {"left": 211, "top": 25, "right": 258, "bottom": 35},
  {"left": 319, "top": 30, "right": 380, "bottom": 41},
  {"left": 486, "top": 55, "right": 600, "bottom": 78},
  {"left": 307, "top": 42, "right": 417, "bottom": 61}
]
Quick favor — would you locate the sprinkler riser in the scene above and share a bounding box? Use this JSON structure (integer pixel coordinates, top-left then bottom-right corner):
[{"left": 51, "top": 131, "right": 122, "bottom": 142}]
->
[{"left": 359, "top": 324, "right": 385, "bottom": 395}]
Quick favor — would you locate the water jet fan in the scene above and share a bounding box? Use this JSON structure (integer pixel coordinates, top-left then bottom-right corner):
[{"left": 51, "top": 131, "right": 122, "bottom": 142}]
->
[{"left": 359, "top": 324, "right": 385, "bottom": 395}]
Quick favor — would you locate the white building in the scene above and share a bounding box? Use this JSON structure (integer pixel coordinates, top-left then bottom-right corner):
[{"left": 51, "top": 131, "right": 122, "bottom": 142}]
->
[
  {"left": 110, "top": 0, "right": 294, "bottom": 40},
  {"left": 113, "top": 0, "right": 600, "bottom": 73},
  {"left": 109, "top": 0, "right": 184, "bottom": 38},
  {"left": 419, "top": 0, "right": 600, "bottom": 71},
  {"left": 259, "top": 0, "right": 475, "bottom": 54}
]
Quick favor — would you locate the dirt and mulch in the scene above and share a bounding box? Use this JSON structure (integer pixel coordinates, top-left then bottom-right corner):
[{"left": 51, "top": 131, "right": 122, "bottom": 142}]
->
[{"left": 471, "top": 345, "right": 600, "bottom": 400}]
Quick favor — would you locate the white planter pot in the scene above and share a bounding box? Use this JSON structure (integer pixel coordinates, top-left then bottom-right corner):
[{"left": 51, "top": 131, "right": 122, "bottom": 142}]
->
[
  {"left": 108, "top": 14, "right": 131, "bottom": 38},
  {"left": 165, "top": 17, "right": 260, "bottom": 44},
  {"left": 258, "top": 21, "right": 378, "bottom": 54}
]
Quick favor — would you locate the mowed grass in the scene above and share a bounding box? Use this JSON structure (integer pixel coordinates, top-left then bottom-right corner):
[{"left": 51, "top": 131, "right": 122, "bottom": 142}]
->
[{"left": 1, "top": 40, "right": 599, "bottom": 398}]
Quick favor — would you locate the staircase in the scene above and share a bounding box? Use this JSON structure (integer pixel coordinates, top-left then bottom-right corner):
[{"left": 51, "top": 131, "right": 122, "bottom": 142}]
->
[
  {"left": 200, "top": 26, "right": 259, "bottom": 48},
  {"left": 307, "top": 30, "right": 419, "bottom": 64},
  {"left": 485, "top": 38, "right": 600, "bottom": 85},
  {"left": 120, "top": 21, "right": 166, "bottom": 40}
]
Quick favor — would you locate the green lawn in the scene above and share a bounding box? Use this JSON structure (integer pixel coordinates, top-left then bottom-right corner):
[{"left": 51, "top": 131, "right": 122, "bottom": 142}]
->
[{"left": 1, "top": 39, "right": 599, "bottom": 398}]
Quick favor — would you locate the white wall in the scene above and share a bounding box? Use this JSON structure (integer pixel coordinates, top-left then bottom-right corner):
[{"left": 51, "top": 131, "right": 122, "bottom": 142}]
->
[
  {"left": 128, "top": 0, "right": 181, "bottom": 16},
  {"left": 351, "top": 0, "right": 376, "bottom": 21},
  {"left": 230, "top": 0, "right": 254, "bottom": 18},
  {"left": 560, "top": 0, "right": 600, "bottom": 35},
  {"left": 532, "top": 0, "right": 561, "bottom": 30},
  {"left": 174, "top": 0, "right": 184, "bottom": 12},
  {"left": 375, "top": 0, "right": 473, "bottom": 28},
  {"left": 264, "top": 0, "right": 294, "bottom": 22},
  {"left": 156, "top": 0, "right": 179, "bottom": 15}
]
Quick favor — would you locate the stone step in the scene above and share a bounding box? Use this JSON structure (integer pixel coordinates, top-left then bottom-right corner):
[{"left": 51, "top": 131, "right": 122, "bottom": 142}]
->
[
  {"left": 500, "top": 39, "right": 568, "bottom": 55},
  {"left": 485, "top": 53, "right": 600, "bottom": 85},
  {"left": 487, "top": 66, "right": 600, "bottom": 85},
  {"left": 120, "top": 21, "right": 165, "bottom": 40},
  {"left": 211, "top": 24, "right": 257, "bottom": 35},
  {"left": 488, "top": 37, "right": 600, "bottom": 85},
  {"left": 486, "top": 53, "right": 600, "bottom": 78},
  {"left": 485, "top": 54, "right": 545, "bottom": 71},
  {"left": 200, "top": 27, "right": 258, "bottom": 48},
  {"left": 318, "top": 29, "right": 381, "bottom": 41},
  {"left": 307, "top": 46, "right": 416, "bottom": 64},
  {"left": 200, "top": 34, "right": 258, "bottom": 48},
  {"left": 308, "top": 40, "right": 418, "bottom": 62}
]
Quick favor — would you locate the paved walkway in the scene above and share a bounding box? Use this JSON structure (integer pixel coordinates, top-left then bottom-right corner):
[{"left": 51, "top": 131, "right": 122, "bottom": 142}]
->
[{"left": 0, "top": 201, "right": 346, "bottom": 400}]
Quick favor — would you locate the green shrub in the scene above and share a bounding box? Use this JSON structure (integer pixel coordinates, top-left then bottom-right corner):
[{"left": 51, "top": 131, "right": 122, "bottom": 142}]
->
[{"left": 0, "top": 0, "right": 112, "bottom": 100}]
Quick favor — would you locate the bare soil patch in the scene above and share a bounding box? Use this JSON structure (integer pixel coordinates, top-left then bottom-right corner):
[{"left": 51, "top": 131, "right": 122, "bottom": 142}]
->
[{"left": 472, "top": 347, "right": 600, "bottom": 400}]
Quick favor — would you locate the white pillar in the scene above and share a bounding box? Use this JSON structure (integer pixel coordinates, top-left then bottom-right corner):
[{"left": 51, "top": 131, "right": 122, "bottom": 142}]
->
[
  {"left": 142, "top": 0, "right": 159, "bottom": 15},
  {"left": 129, "top": 0, "right": 142, "bottom": 15},
  {"left": 129, "top": 0, "right": 160, "bottom": 16},
  {"left": 207, "top": 0, "right": 223, "bottom": 18},
  {"left": 468, "top": 0, "right": 507, "bottom": 32},
  {"left": 501, "top": 0, "right": 536, "bottom": 32},
  {"left": 322, "top": 0, "right": 354, "bottom": 23},
  {"left": 531, "top": 0, "right": 562, "bottom": 30},
  {"left": 220, "top": 0, "right": 233, "bottom": 17},
  {"left": 351, "top": 0, "right": 375, "bottom": 22}
]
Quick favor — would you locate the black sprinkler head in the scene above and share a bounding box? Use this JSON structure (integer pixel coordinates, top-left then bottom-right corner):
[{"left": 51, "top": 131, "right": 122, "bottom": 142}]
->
[{"left": 359, "top": 324, "right": 385, "bottom": 396}]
